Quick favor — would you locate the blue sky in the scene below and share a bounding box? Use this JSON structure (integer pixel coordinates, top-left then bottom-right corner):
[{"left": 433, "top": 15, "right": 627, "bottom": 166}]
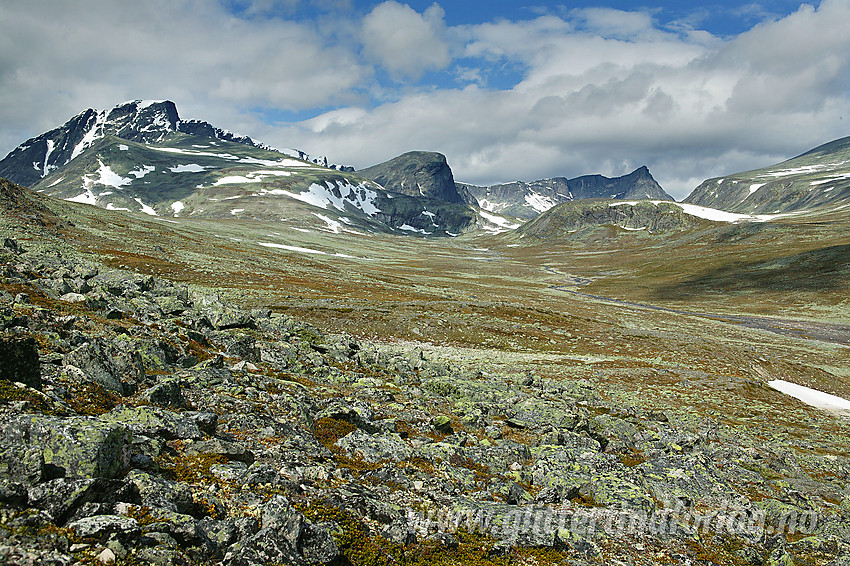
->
[{"left": 2, "top": 0, "right": 849, "bottom": 199}]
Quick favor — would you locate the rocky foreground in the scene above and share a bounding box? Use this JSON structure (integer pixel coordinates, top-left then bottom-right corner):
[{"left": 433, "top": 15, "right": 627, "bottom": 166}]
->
[{"left": 0, "top": 237, "right": 849, "bottom": 566}]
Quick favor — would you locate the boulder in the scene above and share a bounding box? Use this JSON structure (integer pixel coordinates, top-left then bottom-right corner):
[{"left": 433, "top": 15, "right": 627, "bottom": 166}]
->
[
  {"left": 0, "top": 334, "right": 41, "bottom": 389},
  {"left": 0, "top": 415, "right": 131, "bottom": 480}
]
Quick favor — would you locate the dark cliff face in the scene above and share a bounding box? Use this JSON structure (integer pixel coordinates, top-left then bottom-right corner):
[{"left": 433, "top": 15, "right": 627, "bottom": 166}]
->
[{"left": 358, "top": 151, "right": 465, "bottom": 204}]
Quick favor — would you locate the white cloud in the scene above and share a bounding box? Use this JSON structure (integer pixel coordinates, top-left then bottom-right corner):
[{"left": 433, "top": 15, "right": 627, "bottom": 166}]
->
[{"left": 361, "top": 1, "right": 451, "bottom": 79}]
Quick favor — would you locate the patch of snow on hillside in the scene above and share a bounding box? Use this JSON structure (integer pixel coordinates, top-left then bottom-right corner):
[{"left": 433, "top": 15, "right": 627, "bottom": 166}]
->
[
  {"left": 749, "top": 183, "right": 766, "bottom": 194},
  {"left": 71, "top": 111, "right": 106, "bottom": 160},
  {"left": 769, "top": 380, "right": 850, "bottom": 413},
  {"left": 171, "top": 202, "right": 185, "bottom": 215},
  {"left": 84, "top": 161, "right": 132, "bottom": 189},
  {"left": 118, "top": 144, "right": 129, "bottom": 151},
  {"left": 66, "top": 189, "right": 98, "bottom": 205},
  {"left": 129, "top": 165, "right": 155, "bottom": 179},
  {"left": 479, "top": 211, "right": 521, "bottom": 233},
  {"left": 137, "top": 100, "right": 167, "bottom": 109},
  {"left": 281, "top": 182, "right": 381, "bottom": 216},
  {"left": 239, "top": 157, "right": 313, "bottom": 168},
  {"left": 313, "top": 213, "right": 342, "bottom": 234},
  {"left": 398, "top": 224, "right": 432, "bottom": 234},
  {"left": 761, "top": 163, "right": 844, "bottom": 178},
  {"left": 477, "top": 199, "right": 503, "bottom": 212},
  {"left": 609, "top": 201, "right": 793, "bottom": 223},
  {"left": 150, "top": 147, "right": 239, "bottom": 160},
  {"left": 215, "top": 175, "right": 262, "bottom": 185},
  {"left": 48, "top": 177, "right": 64, "bottom": 187},
  {"left": 170, "top": 164, "right": 207, "bottom": 173},
  {"left": 258, "top": 243, "right": 327, "bottom": 255},
  {"left": 42, "top": 140, "right": 56, "bottom": 177},
  {"left": 525, "top": 192, "right": 557, "bottom": 213},
  {"left": 106, "top": 203, "right": 131, "bottom": 211},
  {"left": 230, "top": 209, "right": 245, "bottom": 215},
  {"left": 133, "top": 198, "right": 158, "bottom": 216}
]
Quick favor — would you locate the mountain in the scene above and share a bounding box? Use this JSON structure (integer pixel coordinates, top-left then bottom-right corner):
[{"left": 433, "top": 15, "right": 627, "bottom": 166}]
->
[
  {"left": 0, "top": 101, "right": 475, "bottom": 236},
  {"left": 515, "top": 199, "right": 715, "bottom": 240},
  {"left": 459, "top": 166, "right": 673, "bottom": 219},
  {"left": 357, "top": 151, "right": 466, "bottom": 204},
  {"left": 684, "top": 135, "right": 850, "bottom": 213}
]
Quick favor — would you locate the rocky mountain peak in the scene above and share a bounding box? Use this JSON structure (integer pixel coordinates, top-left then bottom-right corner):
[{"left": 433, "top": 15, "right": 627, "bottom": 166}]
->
[
  {"left": 357, "top": 151, "right": 465, "bottom": 204},
  {"left": 0, "top": 100, "right": 265, "bottom": 188}
]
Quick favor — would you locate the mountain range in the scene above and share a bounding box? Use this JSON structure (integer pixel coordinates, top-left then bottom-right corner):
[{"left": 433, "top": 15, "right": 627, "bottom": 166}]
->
[{"left": 1, "top": 100, "right": 677, "bottom": 237}]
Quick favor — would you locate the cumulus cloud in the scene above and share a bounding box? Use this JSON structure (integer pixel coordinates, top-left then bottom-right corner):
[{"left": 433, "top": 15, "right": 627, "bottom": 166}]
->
[
  {"left": 2, "top": 1, "right": 850, "bottom": 201},
  {"left": 0, "top": 0, "right": 367, "bottom": 156},
  {"left": 290, "top": 2, "right": 850, "bottom": 199},
  {"left": 361, "top": 1, "right": 451, "bottom": 79}
]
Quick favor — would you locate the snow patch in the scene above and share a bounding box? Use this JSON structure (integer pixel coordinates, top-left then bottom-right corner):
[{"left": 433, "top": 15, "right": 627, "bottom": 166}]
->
[
  {"left": 133, "top": 198, "right": 158, "bottom": 216},
  {"left": 279, "top": 182, "right": 381, "bottom": 216},
  {"left": 398, "top": 224, "right": 432, "bottom": 234},
  {"left": 258, "top": 243, "right": 327, "bottom": 255},
  {"left": 169, "top": 164, "right": 207, "bottom": 173},
  {"left": 749, "top": 183, "right": 766, "bottom": 194},
  {"left": 106, "top": 203, "right": 131, "bottom": 211},
  {"left": 609, "top": 201, "right": 797, "bottom": 223},
  {"left": 768, "top": 380, "right": 850, "bottom": 413},
  {"left": 479, "top": 211, "right": 520, "bottom": 233},
  {"left": 230, "top": 209, "right": 245, "bottom": 215},
  {"left": 118, "top": 144, "right": 129, "bottom": 151},
  {"left": 525, "top": 192, "right": 557, "bottom": 213},
  {"left": 171, "top": 201, "right": 185, "bottom": 215},
  {"left": 129, "top": 165, "right": 155, "bottom": 179},
  {"left": 85, "top": 161, "right": 132, "bottom": 189},
  {"left": 313, "top": 213, "right": 342, "bottom": 234}
]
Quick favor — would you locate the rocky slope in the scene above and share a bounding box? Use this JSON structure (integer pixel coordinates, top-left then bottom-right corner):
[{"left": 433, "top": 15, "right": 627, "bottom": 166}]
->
[
  {"left": 460, "top": 167, "right": 673, "bottom": 219},
  {"left": 0, "top": 180, "right": 848, "bottom": 565},
  {"left": 684, "top": 135, "right": 850, "bottom": 213}
]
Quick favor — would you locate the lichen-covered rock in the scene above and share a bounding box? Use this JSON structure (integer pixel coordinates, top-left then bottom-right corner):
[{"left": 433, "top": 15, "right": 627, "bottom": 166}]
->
[
  {"left": 125, "top": 470, "right": 195, "bottom": 515},
  {"left": 335, "top": 429, "right": 412, "bottom": 463},
  {"left": 102, "top": 406, "right": 203, "bottom": 440},
  {"left": 67, "top": 514, "right": 140, "bottom": 541},
  {"left": 0, "top": 334, "right": 41, "bottom": 389},
  {"left": 140, "top": 379, "right": 187, "bottom": 408},
  {"left": 0, "top": 415, "right": 131, "bottom": 480},
  {"left": 27, "top": 478, "right": 139, "bottom": 526},
  {"left": 184, "top": 438, "right": 255, "bottom": 465},
  {"left": 63, "top": 340, "right": 129, "bottom": 395}
]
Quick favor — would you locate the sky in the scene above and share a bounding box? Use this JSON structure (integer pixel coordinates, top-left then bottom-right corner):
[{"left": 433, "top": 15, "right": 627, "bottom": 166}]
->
[{"left": 1, "top": 0, "right": 849, "bottom": 200}]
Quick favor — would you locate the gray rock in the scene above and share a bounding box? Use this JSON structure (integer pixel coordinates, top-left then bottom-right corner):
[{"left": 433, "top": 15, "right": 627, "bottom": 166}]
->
[
  {"left": 68, "top": 514, "right": 140, "bottom": 541},
  {"left": 336, "top": 429, "right": 413, "bottom": 463},
  {"left": 103, "top": 406, "right": 203, "bottom": 440},
  {"left": 125, "top": 470, "right": 195, "bottom": 515},
  {"left": 0, "top": 334, "right": 42, "bottom": 389},
  {"left": 140, "top": 379, "right": 187, "bottom": 408},
  {"left": 185, "top": 439, "right": 255, "bottom": 465},
  {"left": 63, "top": 341, "right": 127, "bottom": 395},
  {"left": 27, "top": 478, "right": 139, "bottom": 526},
  {"left": 222, "top": 526, "right": 304, "bottom": 566},
  {"left": 0, "top": 415, "right": 131, "bottom": 480}
]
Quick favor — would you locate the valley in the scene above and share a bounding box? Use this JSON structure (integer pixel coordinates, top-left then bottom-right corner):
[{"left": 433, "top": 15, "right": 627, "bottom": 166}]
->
[{"left": 1, "top": 101, "right": 849, "bottom": 565}]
